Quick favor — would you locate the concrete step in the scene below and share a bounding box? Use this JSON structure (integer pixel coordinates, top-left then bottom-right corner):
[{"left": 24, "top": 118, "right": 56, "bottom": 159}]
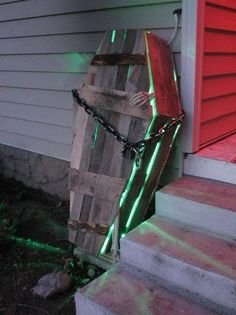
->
[
  {"left": 184, "top": 154, "right": 236, "bottom": 185},
  {"left": 155, "top": 175, "right": 236, "bottom": 241},
  {"left": 75, "top": 262, "right": 217, "bottom": 315},
  {"left": 121, "top": 216, "right": 236, "bottom": 314}
]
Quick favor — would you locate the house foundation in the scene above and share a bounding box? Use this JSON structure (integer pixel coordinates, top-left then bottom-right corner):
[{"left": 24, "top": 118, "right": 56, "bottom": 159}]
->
[{"left": 0, "top": 144, "right": 69, "bottom": 200}]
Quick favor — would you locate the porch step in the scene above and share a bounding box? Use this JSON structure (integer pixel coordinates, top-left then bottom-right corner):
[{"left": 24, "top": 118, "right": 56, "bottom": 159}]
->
[
  {"left": 155, "top": 175, "right": 236, "bottom": 240},
  {"left": 75, "top": 262, "right": 216, "bottom": 315},
  {"left": 121, "top": 216, "right": 236, "bottom": 314},
  {"left": 184, "top": 154, "right": 236, "bottom": 185}
]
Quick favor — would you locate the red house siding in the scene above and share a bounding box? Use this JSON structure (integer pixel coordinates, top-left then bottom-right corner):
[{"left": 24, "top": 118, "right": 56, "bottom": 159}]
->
[{"left": 196, "top": 0, "right": 236, "bottom": 149}]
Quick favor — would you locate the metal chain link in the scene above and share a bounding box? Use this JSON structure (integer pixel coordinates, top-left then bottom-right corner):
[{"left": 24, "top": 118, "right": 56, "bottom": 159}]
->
[{"left": 72, "top": 89, "right": 185, "bottom": 162}]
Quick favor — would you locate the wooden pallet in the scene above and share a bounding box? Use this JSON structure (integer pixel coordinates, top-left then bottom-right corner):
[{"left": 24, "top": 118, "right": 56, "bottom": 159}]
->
[
  {"left": 69, "top": 30, "right": 183, "bottom": 257},
  {"left": 69, "top": 30, "right": 151, "bottom": 256}
]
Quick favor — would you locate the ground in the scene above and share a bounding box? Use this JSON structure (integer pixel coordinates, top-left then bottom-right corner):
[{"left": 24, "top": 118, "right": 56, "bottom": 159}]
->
[{"left": 0, "top": 176, "right": 104, "bottom": 315}]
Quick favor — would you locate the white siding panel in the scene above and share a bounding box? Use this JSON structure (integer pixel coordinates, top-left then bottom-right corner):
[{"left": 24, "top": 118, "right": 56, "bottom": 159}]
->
[
  {"left": 0, "top": 87, "right": 72, "bottom": 109},
  {"left": 0, "top": 130, "right": 71, "bottom": 160},
  {"left": 0, "top": 102, "right": 72, "bottom": 127},
  {"left": 0, "top": 33, "right": 104, "bottom": 54},
  {"left": 0, "top": 0, "right": 181, "bottom": 21},
  {"left": 0, "top": 0, "right": 182, "bottom": 160},
  {"left": 0, "top": 52, "right": 181, "bottom": 75},
  {"left": 0, "top": 116, "right": 72, "bottom": 145},
  {"left": 0, "top": 53, "right": 93, "bottom": 73},
  {"left": 0, "top": 71, "right": 84, "bottom": 90},
  {"left": 0, "top": 4, "right": 180, "bottom": 38}
]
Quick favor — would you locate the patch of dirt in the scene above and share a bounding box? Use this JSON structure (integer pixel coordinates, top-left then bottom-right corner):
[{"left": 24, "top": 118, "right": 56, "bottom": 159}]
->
[{"left": 0, "top": 176, "right": 104, "bottom": 315}]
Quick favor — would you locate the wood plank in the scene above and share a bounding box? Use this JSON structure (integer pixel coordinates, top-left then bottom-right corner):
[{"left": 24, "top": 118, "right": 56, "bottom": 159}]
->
[
  {"left": 91, "top": 53, "right": 146, "bottom": 65},
  {"left": 69, "top": 169, "right": 126, "bottom": 202},
  {"left": 146, "top": 32, "right": 181, "bottom": 117},
  {"left": 79, "top": 84, "right": 151, "bottom": 119},
  {"left": 68, "top": 220, "right": 108, "bottom": 235},
  {"left": 205, "top": 3, "right": 236, "bottom": 32}
]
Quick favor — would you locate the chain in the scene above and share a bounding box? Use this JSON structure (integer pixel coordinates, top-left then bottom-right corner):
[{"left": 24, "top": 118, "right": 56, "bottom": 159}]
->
[{"left": 72, "top": 89, "right": 184, "bottom": 162}]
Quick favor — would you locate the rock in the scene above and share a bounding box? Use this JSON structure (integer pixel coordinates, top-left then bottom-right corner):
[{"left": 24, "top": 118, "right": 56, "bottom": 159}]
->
[{"left": 32, "top": 271, "right": 71, "bottom": 298}]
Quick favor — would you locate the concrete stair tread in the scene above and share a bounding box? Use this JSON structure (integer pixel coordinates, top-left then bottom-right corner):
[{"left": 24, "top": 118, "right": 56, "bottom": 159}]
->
[
  {"left": 76, "top": 263, "right": 216, "bottom": 315},
  {"left": 159, "top": 175, "right": 236, "bottom": 213},
  {"left": 124, "top": 216, "right": 236, "bottom": 281}
]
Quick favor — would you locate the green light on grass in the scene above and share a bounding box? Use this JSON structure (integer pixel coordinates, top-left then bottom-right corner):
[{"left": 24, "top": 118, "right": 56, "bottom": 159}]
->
[
  {"left": 111, "top": 30, "right": 116, "bottom": 43},
  {"left": 7, "top": 234, "right": 67, "bottom": 255}
]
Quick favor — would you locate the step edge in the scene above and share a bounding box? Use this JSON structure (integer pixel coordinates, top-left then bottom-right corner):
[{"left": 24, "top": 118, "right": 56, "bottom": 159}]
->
[
  {"left": 75, "top": 290, "right": 115, "bottom": 315},
  {"left": 155, "top": 193, "right": 236, "bottom": 241},
  {"left": 121, "top": 239, "right": 236, "bottom": 313}
]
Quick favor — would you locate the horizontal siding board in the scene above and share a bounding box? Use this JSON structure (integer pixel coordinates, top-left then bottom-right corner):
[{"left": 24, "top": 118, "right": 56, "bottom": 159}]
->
[
  {"left": 0, "top": 101, "right": 72, "bottom": 127},
  {"left": 203, "top": 54, "right": 236, "bottom": 76},
  {"left": 0, "top": 116, "right": 73, "bottom": 145},
  {"left": 0, "top": 30, "right": 181, "bottom": 55},
  {"left": 201, "top": 94, "right": 236, "bottom": 122},
  {"left": 0, "top": 4, "right": 181, "bottom": 38},
  {"left": 207, "top": 0, "right": 236, "bottom": 10},
  {"left": 0, "top": 129, "right": 71, "bottom": 160},
  {"left": 0, "top": 71, "right": 84, "bottom": 91},
  {"left": 0, "top": 53, "right": 93, "bottom": 73},
  {"left": 0, "top": 33, "right": 104, "bottom": 55},
  {"left": 204, "top": 30, "right": 236, "bottom": 53},
  {"left": 205, "top": 3, "right": 236, "bottom": 32},
  {"left": 202, "top": 75, "right": 236, "bottom": 99},
  {"left": 0, "top": 52, "right": 182, "bottom": 76},
  {"left": 0, "top": 87, "right": 72, "bottom": 109},
  {"left": 0, "top": 0, "right": 181, "bottom": 21},
  {"left": 200, "top": 111, "right": 236, "bottom": 145}
]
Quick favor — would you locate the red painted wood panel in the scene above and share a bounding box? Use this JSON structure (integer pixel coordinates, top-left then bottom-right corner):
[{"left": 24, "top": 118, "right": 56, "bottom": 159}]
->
[
  {"left": 146, "top": 32, "right": 181, "bottom": 117},
  {"left": 201, "top": 94, "right": 236, "bottom": 122},
  {"left": 200, "top": 111, "right": 236, "bottom": 146},
  {"left": 202, "top": 75, "right": 236, "bottom": 99},
  {"left": 204, "top": 30, "right": 236, "bottom": 53},
  {"left": 205, "top": 3, "right": 236, "bottom": 32},
  {"left": 207, "top": 0, "right": 236, "bottom": 10},
  {"left": 203, "top": 54, "right": 236, "bottom": 76},
  {"left": 196, "top": 1, "right": 236, "bottom": 149}
]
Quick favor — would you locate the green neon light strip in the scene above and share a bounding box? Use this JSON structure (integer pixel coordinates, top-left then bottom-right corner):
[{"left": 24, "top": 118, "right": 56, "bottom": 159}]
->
[
  {"left": 91, "top": 122, "right": 100, "bottom": 149},
  {"left": 100, "top": 224, "right": 114, "bottom": 254},
  {"left": 111, "top": 30, "right": 116, "bottom": 43}
]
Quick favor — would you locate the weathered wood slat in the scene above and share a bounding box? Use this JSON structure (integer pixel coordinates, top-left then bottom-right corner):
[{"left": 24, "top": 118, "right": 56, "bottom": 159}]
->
[
  {"left": 91, "top": 53, "right": 146, "bottom": 65},
  {"left": 68, "top": 220, "right": 109, "bottom": 235},
  {"left": 69, "top": 169, "right": 126, "bottom": 202},
  {"left": 79, "top": 84, "right": 151, "bottom": 119}
]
